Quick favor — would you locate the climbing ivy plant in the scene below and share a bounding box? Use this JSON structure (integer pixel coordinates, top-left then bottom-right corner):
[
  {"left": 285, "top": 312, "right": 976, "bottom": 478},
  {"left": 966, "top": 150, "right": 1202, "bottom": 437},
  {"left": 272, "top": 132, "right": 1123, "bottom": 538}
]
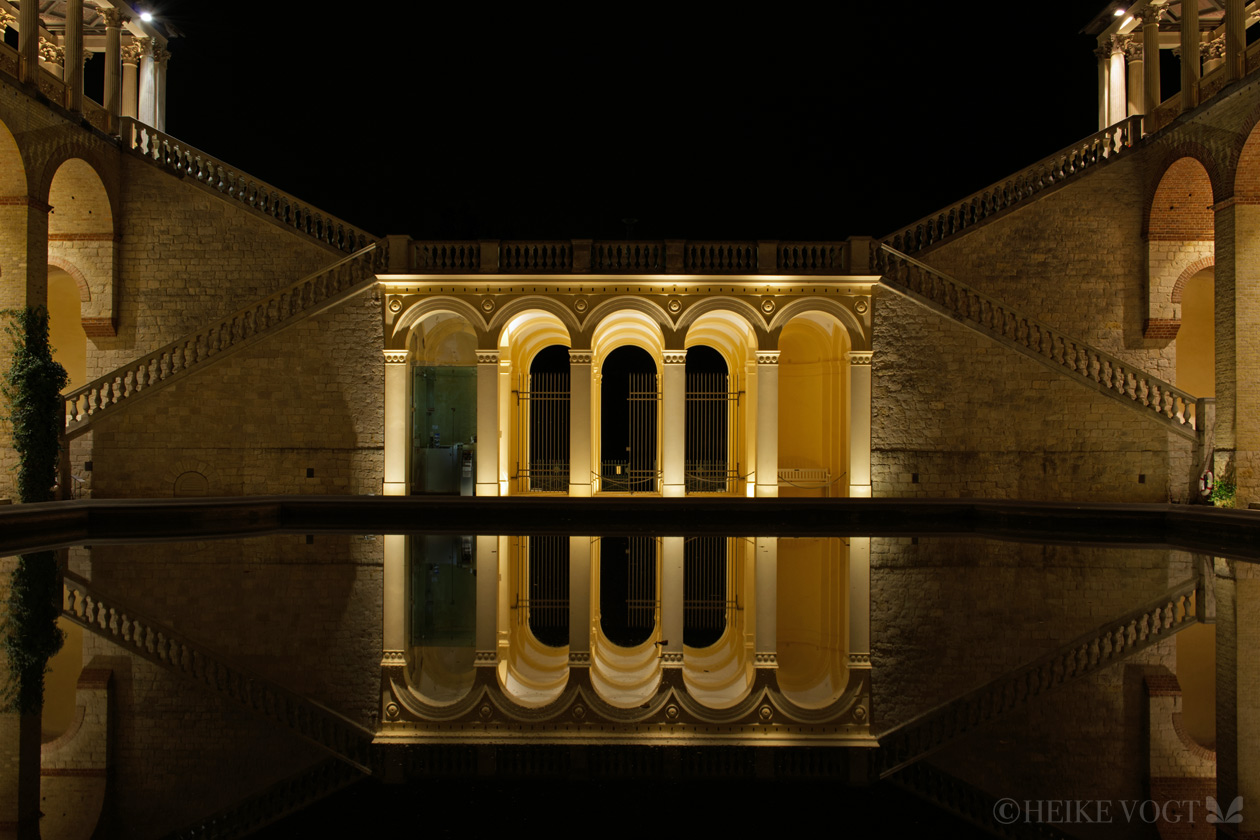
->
[{"left": 1, "top": 306, "right": 68, "bottom": 714}]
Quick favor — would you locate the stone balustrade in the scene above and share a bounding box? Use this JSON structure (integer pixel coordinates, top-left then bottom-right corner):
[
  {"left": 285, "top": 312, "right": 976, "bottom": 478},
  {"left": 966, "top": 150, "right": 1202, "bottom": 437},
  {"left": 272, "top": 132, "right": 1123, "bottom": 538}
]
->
[
  {"left": 891, "top": 762, "right": 1076, "bottom": 839},
  {"left": 61, "top": 572, "right": 374, "bottom": 772},
  {"left": 885, "top": 116, "right": 1143, "bottom": 256},
  {"left": 878, "top": 246, "right": 1201, "bottom": 440},
  {"left": 878, "top": 578, "right": 1200, "bottom": 778},
  {"left": 121, "top": 119, "right": 373, "bottom": 254},
  {"left": 407, "top": 239, "right": 851, "bottom": 274},
  {"left": 63, "top": 242, "right": 385, "bottom": 439}
]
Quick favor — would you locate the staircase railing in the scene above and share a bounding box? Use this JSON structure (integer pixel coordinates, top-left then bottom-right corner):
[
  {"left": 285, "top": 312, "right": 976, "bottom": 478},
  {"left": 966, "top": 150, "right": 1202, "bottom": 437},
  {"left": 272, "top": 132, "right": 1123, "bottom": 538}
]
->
[
  {"left": 62, "top": 571, "right": 374, "bottom": 772},
  {"left": 885, "top": 116, "right": 1143, "bottom": 256},
  {"left": 877, "top": 577, "right": 1200, "bottom": 778},
  {"left": 120, "top": 118, "right": 373, "bottom": 254},
  {"left": 877, "top": 245, "right": 1200, "bottom": 440},
  {"left": 62, "top": 242, "right": 385, "bottom": 439}
]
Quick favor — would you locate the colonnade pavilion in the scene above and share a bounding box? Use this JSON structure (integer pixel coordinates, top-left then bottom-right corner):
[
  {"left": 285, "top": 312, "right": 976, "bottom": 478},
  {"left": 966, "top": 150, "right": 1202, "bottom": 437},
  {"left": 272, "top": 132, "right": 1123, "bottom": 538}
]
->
[{"left": 0, "top": 0, "right": 1259, "bottom": 838}]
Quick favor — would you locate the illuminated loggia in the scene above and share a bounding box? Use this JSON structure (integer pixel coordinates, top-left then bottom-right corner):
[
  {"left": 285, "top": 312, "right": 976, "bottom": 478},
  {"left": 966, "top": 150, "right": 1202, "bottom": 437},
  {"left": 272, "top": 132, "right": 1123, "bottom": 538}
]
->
[{"left": 377, "top": 269, "right": 875, "bottom": 717}]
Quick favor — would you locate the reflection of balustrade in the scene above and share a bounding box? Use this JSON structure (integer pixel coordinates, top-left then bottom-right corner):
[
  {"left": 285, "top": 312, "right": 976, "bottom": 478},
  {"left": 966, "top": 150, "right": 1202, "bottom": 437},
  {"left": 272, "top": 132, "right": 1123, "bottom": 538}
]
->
[
  {"left": 121, "top": 119, "right": 371, "bottom": 253},
  {"left": 878, "top": 578, "right": 1199, "bottom": 778},
  {"left": 877, "top": 246, "right": 1201, "bottom": 440},
  {"left": 886, "top": 116, "right": 1143, "bottom": 256},
  {"left": 63, "top": 242, "right": 385, "bottom": 438},
  {"left": 61, "top": 572, "right": 374, "bottom": 772},
  {"left": 891, "top": 762, "right": 1077, "bottom": 839}
]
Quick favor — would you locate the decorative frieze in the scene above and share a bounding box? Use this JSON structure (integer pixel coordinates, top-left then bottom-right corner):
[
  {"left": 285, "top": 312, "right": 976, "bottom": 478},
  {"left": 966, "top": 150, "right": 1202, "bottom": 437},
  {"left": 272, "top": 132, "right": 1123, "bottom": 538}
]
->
[
  {"left": 382, "top": 350, "right": 409, "bottom": 365},
  {"left": 756, "top": 351, "right": 780, "bottom": 365},
  {"left": 662, "top": 351, "right": 687, "bottom": 365},
  {"left": 846, "top": 351, "right": 873, "bottom": 366},
  {"left": 475, "top": 350, "right": 500, "bottom": 365},
  {"left": 567, "top": 350, "right": 593, "bottom": 365}
]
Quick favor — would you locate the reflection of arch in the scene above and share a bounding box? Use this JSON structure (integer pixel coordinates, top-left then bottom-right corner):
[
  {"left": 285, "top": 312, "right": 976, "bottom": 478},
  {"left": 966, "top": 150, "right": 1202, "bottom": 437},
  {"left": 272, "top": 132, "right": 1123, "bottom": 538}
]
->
[
  {"left": 777, "top": 538, "right": 847, "bottom": 709},
  {"left": 682, "top": 537, "right": 754, "bottom": 709},
  {"left": 499, "top": 534, "right": 569, "bottom": 708},
  {"left": 589, "top": 536, "right": 662, "bottom": 709},
  {"left": 770, "top": 298, "right": 868, "bottom": 351}
]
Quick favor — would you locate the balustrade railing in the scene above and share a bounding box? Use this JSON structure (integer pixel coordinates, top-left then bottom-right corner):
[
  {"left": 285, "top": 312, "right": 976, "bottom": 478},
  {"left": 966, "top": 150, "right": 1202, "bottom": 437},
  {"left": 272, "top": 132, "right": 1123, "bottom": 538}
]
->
[
  {"left": 684, "top": 241, "right": 757, "bottom": 273},
  {"left": 63, "top": 242, "right": 385, "bottom": 438},
  {"left": 62, "top": 571, "right": 374, "bottom": 772},
  {"left": 878, "top": 246, "right": 1200, "bottom": 439},
  {"left": 500, "top": 240, "right": 570, "bottom": 272},
  {"left": 891, "top": 762, "right": 1077, "bottom": 839},
  {"left": 878, "top": 578, "right": 1199, "bottom": 778},
  {"left": 415, "top": 240, "right": 480, "bottom": 272},
  {"left": 777, "top": 241, "right": 844, "bottom": 273},
  {"left": 885, "top": 116, "right": 1143, "bottom": 256},
  {"left": 593, "top": 240, "right": 666, "bottom": 272},
  {"left": 121, "top": 119, "right": 371, "bottom": 254}
]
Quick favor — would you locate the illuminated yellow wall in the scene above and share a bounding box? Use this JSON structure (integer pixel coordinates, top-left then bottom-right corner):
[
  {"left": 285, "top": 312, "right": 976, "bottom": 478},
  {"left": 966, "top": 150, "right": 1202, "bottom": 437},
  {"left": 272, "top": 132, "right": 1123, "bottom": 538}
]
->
[
  {"left": 1177, "top": 266, "right": 1216, "bottom": 747},
  {"left": 776, "top": 538, "right": 847, "bottom": 707},
  {"left": 778, "top": 316, "right": 849, "bottom": 498}
]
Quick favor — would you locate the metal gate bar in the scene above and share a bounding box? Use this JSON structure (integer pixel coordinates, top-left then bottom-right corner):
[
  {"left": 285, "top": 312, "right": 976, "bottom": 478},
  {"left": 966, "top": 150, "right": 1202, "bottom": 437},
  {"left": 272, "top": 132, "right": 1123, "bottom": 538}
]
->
[
  {"left": 685, "top": 372, "right": 741, "bottom": 493},
  {"left": 514, "top": 372, "right": 570, "bottom": 493},
  {"left": 519, "top": 535, "right": 569, "bottom": 647}
]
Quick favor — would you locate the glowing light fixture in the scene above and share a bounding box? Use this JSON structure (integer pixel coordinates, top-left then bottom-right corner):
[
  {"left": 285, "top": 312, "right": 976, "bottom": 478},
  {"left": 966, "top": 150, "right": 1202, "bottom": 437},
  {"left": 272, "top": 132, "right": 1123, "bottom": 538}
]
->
[
  {"left": 1114, "top": 7, "right": 1125, "bottom": 15},
  {"left": 139, "top": 10, "right": 153, "bottom": 21}
]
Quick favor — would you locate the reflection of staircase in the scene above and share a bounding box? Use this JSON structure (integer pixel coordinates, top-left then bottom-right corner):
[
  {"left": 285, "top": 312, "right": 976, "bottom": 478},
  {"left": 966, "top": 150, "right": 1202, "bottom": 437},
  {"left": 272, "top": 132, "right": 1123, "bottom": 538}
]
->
[
  {"left": 62, "top": 242, "right": 386, "bottom": 440},
  {"left": 884, "top": 116, "right": 1143, "bottom": 257},
  {"left": 877, "top": 245, "right": 1203, "bottom": 440},
  {"left": 877, "top": 577, "right": 1200, "bottom": 778},
  {"left": 60, "top": 571, "right": 374, "bottom": 773},
  {"left": 890, "top": 762, "right": 1078, "bottom": 839},
  {"left": 165, "top": 757, "right": 362, "bottom": 840}
]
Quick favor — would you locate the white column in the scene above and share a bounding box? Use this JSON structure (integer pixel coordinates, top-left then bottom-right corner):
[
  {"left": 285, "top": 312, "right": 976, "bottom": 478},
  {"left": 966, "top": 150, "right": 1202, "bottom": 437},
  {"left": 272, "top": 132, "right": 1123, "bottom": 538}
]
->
[
  {"left": 568, "top": 536, "right": 591, "bottom": 662},
  {"left": 755, "top": 537, "right": 777, "bottom": 666},
  {"left": 1142, "top": 3, "right": 1166, "bottom": 118},
  {"left": 1181, "top": 0, "right": 1200, "bottom": 110},
  {"left": 1096, "top": 43, "right": 1111, "bottom": 131},
  {"left": 1226, "top": 0, "right": 1245, "bottom": 82},
  {"left": 64, "top": 0, "right": 82, "bottom": 112},
  {"left": 382, "top": 350, "right": 411, "bottom": 496},
  {"left": 103, "top": 9, "right": 125, "bottom": 125},
  {"left": 568, "top": 350, "right": 592, "bottom": 496},
  {"left": 1126, "top": 39, "right": 1144, "bottom": 116},
  {"left": 1108, "top": 36, "right": 1129, "bottom": 127},
  {"left": 476, "top": 535, "right": 498, "bottom": 667},
  {"left": 662, "top": 352, "right": 686, "bottom": 497},
  {"left": 137, "top": 37, "right": 155, "bottom": 126},
  {"left": 755, "top": 351, "right": 779, "bottom": 497},
  {"left": 153, "top": 47, "right": 169, "bottom": 132},
  {"left": 17, "top": 0, "right": 37, "bottom": 83},
  {"left": 661, "top": 536, "right": 684, "bottom": 664},
  {"left": 476, "top": 351, "right": 500, "bottom": 496},
  {"left": 847, "top": 351, "right": 872, "bottom": 498},
  {"left": 120, "top": 42, "right": 139, "bottom": 121}
]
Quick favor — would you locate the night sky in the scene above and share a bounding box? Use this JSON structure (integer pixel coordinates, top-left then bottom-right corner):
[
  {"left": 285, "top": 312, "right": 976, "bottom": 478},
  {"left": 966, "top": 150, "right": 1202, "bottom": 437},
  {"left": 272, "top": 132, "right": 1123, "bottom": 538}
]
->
[{"left": 143, "top": 2, "right": 1111, "bottom": 243}]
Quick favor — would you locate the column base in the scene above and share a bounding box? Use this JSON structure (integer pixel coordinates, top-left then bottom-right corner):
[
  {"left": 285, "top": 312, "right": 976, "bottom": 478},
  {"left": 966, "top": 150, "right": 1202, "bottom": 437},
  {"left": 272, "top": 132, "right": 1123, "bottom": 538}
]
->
[
  {"left": 475, "top": 483, "right": 500, "bottom": 497},
  {"left": 754, "top": 484, "right": 779, "bottom": 498},
  {"left": 382, "top": 482, "right": 407, "bottom": 497},
  {"left": 662, "top": 484, "right": 685, "bottom": 498}
]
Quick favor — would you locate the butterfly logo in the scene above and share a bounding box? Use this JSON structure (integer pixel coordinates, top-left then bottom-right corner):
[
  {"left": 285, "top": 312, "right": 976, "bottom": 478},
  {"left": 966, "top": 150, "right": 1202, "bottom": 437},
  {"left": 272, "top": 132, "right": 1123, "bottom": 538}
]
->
[{"left": 1206, "top": 796, "right": 1244, "bottom": 824}]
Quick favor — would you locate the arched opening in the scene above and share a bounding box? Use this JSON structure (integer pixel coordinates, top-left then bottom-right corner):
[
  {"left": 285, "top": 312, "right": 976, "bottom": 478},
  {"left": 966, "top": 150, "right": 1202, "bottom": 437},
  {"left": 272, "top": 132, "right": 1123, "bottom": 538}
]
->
[
  {"left": 407, "top": 312, "right": 478, "bottom": 704},
  {"left": 775, "top": 313, "right": 850, "bottom": 707},
  {"left": 598, "top": 536, "right": 658, "bottom": 648},
  {"left": 48, "top": 157, "right": 115, "bottom": 336},
  {"left": 517, "top": 344, "right": 570, "bottom": 493},
  {"left": 599, "top": 345, "right": 658, "bottom": 493},
  {"left": 1147, "top": 156, "right": 1214, "bottom": 340},
  {"left": 685, "top": 345, "right": 737, "bottom": 493}
]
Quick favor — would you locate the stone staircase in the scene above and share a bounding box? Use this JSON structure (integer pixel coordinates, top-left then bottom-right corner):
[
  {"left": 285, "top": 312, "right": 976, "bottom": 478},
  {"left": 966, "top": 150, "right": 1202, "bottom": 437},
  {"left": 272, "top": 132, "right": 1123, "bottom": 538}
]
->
[
  {"left": 877, "top": 245, "right": 1204, "bottom": 441},
  {"left": 164, "top": 757, "right": 362, "bottom": 840},
  {"left": 62, "top": 241, "right": 386, "bottom": 440},
  {"left": 877, "top": 577, "right": 1201, "bottom": 778},
  {"left": 884, "top": 116, "right": 1143, "bottom": 258},
  {"left": 60, "top": 571, "right": 375, "bottom": 773}
]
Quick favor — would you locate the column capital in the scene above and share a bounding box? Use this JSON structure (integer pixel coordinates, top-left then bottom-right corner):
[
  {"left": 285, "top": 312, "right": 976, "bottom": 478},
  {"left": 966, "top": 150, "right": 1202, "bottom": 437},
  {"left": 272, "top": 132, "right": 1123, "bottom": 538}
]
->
[
  {"left": 39, "top": 38, "right": 64, "bottom": 65},
  {"left": 101, "top": 8, "right": 129, "bottom": 27},
  {"left": 153, "top": 47, "right": 171, "bottom": 66},
  {"left": 120, "top": 41, "right": 141, "bottom": 64},
  {"left": 382, "top": 349, "right": 409, "bottom": 365},
  {"left": 1137, "top": 0, "right": 1169, "bottom": 24},
  {"left": 845, "top": 350, "right": 873, "bottom": 366},
  {"left": 135, "top": 36, "right": 154, "bottom": 57},
  {"left": 1095, "top": 42, "right": 1113, "bottom": 61},
  {"left": 476, "top": 349, "right": 500, "bottom": 365},
  {"left": 662, "top": 351, "right": 687, "bottom": 365},
  {"left": 756, "top": 351, "right": 780, "bottom": 365},
  {"left": 0, "top": 11, "right": 14, "bottom": 32},
  {"left": 568, "top": 349, "right": 592, "bottom": 364},
  {"left": 1123, "top": 37, "right": 1143, "bottom": 61},
  {"left": 1109, "top": 34, "right": 1132, "bottom": 56}
]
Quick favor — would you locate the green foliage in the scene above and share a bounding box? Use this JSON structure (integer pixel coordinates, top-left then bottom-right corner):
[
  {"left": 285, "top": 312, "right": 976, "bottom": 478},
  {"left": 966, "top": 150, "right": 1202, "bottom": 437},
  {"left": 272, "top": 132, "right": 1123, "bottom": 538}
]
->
[
  {"left": 2, "top": 306, "right": 68, "bottom": 503},
  {"left": 1, "top": 307, "right": 68, "bottom": 714},
  {"left": 1211, "top": 478, "right": 1237, "bottom": 509}
]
